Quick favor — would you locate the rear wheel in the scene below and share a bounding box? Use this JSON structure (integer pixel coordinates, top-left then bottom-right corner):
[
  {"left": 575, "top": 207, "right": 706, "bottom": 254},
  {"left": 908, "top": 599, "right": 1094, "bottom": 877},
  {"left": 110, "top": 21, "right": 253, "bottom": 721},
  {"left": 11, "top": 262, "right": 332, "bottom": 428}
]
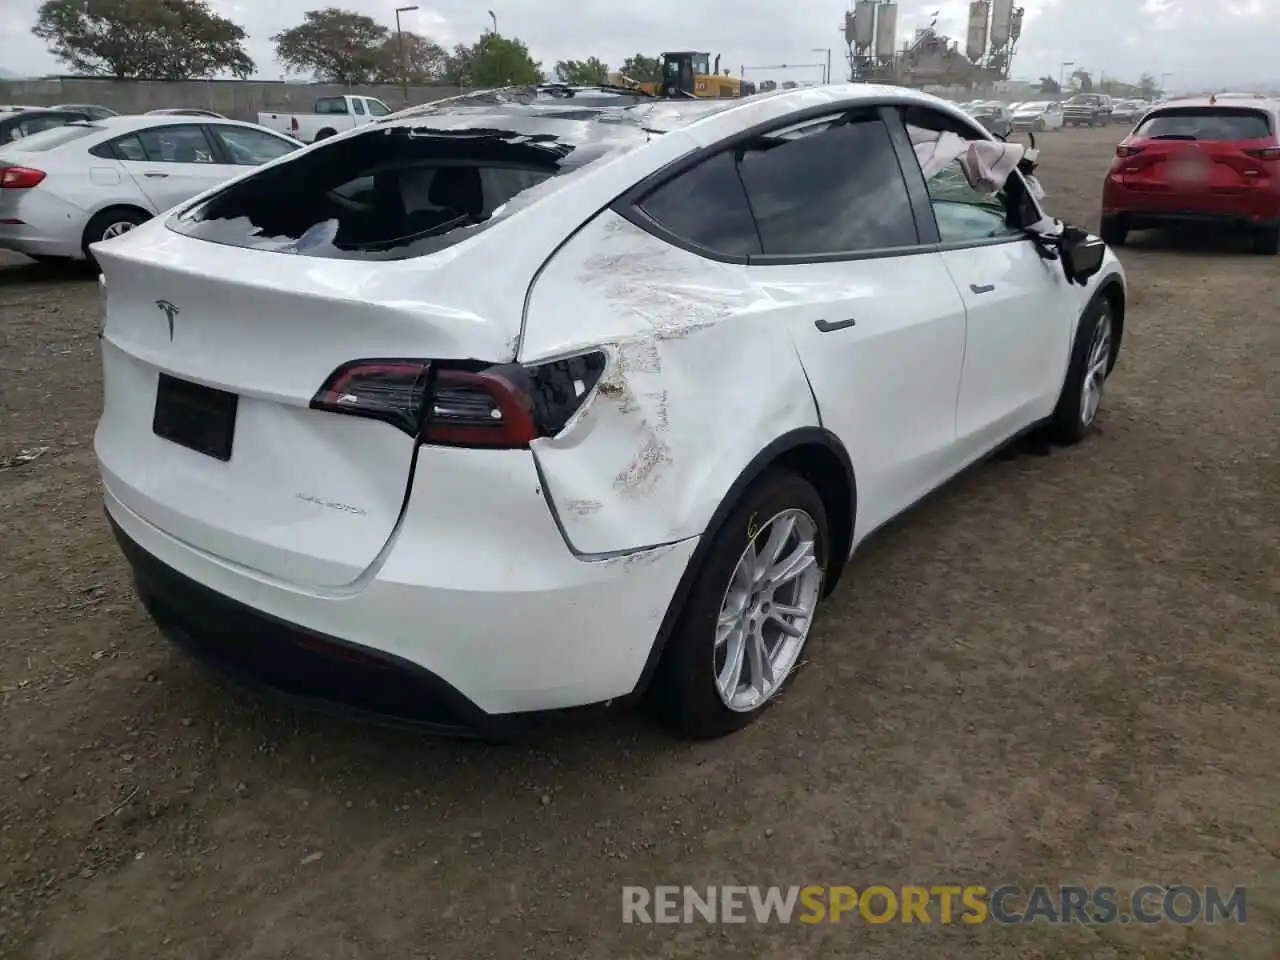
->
[
  {"left": 314, "top": 128, "right": 337, "bottom": 142},
  {"left": 1100, "top": 215, "right": 1128, "bottom": 247},
  {"left": 1251, "top": 222, "right": 1279, "bottom": 256},
  {"left": 81, "top": 207, "right": 151, "bottom": 267},
  {"left": 654, "top": 469, "right": 828, "bottom": 740}
]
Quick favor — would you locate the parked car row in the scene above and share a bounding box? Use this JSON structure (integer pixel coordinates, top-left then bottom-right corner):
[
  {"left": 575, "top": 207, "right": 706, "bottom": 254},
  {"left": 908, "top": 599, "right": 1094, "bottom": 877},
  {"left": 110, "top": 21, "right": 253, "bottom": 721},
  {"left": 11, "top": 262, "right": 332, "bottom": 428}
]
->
[{"left": 0, "top": 113, "right": 301, "bottom": 263}]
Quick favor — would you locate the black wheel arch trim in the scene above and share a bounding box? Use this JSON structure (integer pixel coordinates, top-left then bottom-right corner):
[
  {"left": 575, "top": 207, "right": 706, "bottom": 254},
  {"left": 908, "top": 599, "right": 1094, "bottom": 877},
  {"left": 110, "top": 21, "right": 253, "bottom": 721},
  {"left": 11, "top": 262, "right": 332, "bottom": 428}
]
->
[
  {"left": 627, "top": 425, "right": 858, "bottom": 700},
  {"left": 1087, "top": 272, "right": 1126, "bottom": 356}
]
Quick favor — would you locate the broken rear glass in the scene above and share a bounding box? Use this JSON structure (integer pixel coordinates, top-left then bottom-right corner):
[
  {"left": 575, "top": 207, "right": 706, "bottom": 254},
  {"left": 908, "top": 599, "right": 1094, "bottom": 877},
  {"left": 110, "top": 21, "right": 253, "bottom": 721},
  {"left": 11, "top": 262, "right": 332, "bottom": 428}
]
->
[{"left": 167, "top": 112, "right": 651, "bottom": 260}]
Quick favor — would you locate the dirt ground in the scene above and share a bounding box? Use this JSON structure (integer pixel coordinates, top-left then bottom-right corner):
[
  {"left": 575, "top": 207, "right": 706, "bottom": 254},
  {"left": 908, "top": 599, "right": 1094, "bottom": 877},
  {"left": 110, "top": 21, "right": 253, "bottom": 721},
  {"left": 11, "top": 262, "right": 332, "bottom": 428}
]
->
[{"left": 1, "top": 124, "right": 1277, "bottom": 960}]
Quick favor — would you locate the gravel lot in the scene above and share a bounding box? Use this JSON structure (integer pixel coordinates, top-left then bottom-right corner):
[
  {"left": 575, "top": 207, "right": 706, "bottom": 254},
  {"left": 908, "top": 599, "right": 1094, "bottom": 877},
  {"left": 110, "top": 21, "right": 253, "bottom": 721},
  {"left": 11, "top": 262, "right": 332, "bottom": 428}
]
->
[{"left": 1, "top": 124, "right": 1277, "bottom": 959}]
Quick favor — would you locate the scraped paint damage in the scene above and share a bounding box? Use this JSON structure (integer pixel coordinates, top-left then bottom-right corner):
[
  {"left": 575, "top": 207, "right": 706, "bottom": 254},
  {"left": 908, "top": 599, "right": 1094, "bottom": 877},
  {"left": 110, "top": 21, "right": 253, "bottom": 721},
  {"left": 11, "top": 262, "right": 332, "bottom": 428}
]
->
[{"left": 522, "top": 210, "right": 819, "bottom": 556}]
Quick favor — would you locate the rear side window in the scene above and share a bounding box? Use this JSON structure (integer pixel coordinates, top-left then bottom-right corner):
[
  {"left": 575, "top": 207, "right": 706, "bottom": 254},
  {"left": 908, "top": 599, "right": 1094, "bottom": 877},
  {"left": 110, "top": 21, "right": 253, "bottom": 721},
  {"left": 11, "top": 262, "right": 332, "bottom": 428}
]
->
[
  {"left": 637, "top": 150, "right": 761, "bottom": 256},
  {"left": 352, "top": 99, "right": 366, "bottom": 116},
  {"left": 169, "top": 119, "right": 640, "bottom": 259},
  {"left": 315, "top": 98, "right": 349, "bottom": 115},
  {"left": 1135, "top": 107, "right": 1273, "bottom": 141}
]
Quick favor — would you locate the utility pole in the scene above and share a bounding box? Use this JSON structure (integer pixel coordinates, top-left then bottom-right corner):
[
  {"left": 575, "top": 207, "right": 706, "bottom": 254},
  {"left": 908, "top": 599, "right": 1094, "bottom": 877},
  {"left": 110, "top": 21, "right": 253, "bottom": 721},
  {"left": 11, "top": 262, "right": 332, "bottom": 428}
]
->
[
  {"left": 812, "top": 48, "right": 832, "bottom": 84},
  {"left": 395, "top": 5, "right": 419, "bottom": 105}
]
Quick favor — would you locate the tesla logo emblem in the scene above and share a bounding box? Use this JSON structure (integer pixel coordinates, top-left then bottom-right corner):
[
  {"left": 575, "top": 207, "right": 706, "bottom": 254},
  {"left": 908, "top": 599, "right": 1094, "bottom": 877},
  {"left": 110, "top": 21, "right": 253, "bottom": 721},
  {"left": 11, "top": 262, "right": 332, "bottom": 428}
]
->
[{"left": 155, "top": 299, "right": 179, "bottom": 340}]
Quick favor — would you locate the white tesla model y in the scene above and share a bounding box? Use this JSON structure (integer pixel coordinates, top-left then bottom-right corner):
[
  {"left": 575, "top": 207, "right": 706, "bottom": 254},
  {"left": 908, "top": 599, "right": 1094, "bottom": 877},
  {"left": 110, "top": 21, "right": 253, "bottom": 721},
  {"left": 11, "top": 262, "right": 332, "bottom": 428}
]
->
[{"left": 93, "top": 85, "right": 1126, "bottom": 740}]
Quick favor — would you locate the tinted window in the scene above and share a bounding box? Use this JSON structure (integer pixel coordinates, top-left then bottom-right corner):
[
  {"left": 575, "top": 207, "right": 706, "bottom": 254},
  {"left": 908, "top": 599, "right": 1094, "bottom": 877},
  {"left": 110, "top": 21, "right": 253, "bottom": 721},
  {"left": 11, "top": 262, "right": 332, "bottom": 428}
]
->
[
  {"left": 4, "top": 114, "right": 74, "bottom": 141},
  {"left": 351, "top": 98, "right": 366, "bottom": 116},
  {"left": 212, "top": 125, "right": 297, "bottom": 164},
  {"left": 637, "top": 150, "right": 761, "bottom": 256},
  {"left": 1135, "top": 107, "right": 1272, "bottom": 141},
  {"left": 736, "top": 113, "right": 918, "bottom": 255},
  {"left": 367, "top": 100, "right": 391, "bottom": 117},
  {"left": 137, "top": 125, "right": 217, "bottom": 163}
]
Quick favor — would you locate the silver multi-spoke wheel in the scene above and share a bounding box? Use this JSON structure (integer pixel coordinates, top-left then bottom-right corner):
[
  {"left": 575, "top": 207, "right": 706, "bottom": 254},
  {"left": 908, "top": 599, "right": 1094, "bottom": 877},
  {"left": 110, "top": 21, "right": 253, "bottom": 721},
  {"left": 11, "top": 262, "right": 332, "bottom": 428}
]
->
[
  {"left": 101, "top": 221, "right": 137, "bottom": 240},
  {"left": 714, "top": 508, "right": 823, "bottom": 713},
  {"left": 1079, "top": 306, "right": 1112, "bottom": 426}
]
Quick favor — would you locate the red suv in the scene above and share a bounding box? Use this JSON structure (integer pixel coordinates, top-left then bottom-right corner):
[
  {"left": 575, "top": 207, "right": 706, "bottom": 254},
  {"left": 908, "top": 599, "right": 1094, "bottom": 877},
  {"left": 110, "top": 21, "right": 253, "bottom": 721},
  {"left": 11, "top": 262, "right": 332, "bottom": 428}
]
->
[{"left": 1101, "top": 97, "right": 1280, "bottom": 255}]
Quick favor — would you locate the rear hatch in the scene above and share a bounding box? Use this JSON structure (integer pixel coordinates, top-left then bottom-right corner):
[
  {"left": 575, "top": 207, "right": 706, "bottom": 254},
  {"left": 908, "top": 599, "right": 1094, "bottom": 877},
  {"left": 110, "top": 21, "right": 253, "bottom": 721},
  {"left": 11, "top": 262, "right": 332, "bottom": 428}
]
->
[
  {"left": 94, "top": 117, "right": 626, "bottom": 588},
  {"left": 1114, "top": 105, "right": 1278, "bottom": 213}
]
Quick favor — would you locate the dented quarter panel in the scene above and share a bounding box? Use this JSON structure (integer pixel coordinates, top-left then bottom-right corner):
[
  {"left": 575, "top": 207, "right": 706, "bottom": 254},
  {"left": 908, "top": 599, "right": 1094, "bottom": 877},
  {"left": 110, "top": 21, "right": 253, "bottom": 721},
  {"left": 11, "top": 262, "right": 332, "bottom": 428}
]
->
[{"left": 522, "top": 210, "right": 819, "bottom": 556}]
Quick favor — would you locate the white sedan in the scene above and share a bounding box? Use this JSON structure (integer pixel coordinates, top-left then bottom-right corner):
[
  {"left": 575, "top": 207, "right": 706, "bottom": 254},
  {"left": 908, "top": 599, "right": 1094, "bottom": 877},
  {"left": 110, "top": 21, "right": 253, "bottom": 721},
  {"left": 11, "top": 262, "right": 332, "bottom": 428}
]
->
[
  {"left": 1012, "top": 100, "right": 1065, "bottom": 131},
  {"left": 0, "top": 114, "right": 300, "bottom": 264},
  {"left": 93, "top": 85, "right": 1125, "bottom": 741}
]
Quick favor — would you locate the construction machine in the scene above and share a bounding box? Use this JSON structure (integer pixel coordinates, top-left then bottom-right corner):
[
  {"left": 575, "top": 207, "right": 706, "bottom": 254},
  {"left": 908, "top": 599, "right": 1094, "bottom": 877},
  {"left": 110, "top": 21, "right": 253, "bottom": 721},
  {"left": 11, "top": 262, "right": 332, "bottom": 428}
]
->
[{"left": 629, "top": 52, "right": 756, "bottom": 98}]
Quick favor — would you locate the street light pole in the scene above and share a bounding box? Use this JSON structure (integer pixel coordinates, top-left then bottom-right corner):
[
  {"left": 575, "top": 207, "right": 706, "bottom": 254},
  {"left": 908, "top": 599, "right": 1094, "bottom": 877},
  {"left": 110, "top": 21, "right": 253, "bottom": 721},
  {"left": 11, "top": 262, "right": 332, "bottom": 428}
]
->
[
  {"left": 488, "top": 9, "right": 497, "bottom": 34},
  {"left": 394, "top": 5, "right": 419, "bottom": 105},
  {"left": 811, "top": 48, "right": 832, "bottom": 83},
  {"left": 1059, "top": 59, "right": 1074, "bottom": 92}
]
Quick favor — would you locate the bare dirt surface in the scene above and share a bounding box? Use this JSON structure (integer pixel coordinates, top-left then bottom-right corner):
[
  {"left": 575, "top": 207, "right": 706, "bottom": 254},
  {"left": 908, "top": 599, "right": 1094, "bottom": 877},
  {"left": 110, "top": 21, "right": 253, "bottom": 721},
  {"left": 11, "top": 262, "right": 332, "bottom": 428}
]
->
[{"left": 1, "top": 124, "right": 1277, "bottom": 959}]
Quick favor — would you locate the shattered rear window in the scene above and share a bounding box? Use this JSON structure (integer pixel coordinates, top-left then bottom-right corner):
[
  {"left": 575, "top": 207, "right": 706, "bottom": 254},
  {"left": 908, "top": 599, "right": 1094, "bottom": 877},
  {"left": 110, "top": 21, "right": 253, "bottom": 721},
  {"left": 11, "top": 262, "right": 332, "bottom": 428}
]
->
[{"left": 167, "top": 112, "right": 650, "bottom": 260}]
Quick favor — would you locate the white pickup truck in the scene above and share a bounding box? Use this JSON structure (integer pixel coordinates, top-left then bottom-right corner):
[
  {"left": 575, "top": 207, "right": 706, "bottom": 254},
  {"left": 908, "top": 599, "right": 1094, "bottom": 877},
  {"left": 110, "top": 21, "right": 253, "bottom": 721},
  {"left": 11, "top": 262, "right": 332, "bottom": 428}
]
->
[{"left": 257, "top": 94, "right": 392, "bottom": 144}]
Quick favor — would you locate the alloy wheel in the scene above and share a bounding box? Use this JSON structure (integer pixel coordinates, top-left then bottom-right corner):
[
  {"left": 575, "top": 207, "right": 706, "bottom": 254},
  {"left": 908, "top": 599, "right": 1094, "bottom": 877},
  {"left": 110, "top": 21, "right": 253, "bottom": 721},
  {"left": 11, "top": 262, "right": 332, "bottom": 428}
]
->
[
  {"left": 713, "top": 508, "right": 823, "bottom": 712},
  {"left": 1080, "top": 307, "right": 1112, "bottom": 426}
]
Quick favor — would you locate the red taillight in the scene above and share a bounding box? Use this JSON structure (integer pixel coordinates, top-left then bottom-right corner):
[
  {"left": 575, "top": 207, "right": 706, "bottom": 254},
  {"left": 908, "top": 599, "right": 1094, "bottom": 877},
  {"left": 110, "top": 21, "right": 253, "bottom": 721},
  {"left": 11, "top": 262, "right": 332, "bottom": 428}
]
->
[
  {"left": 0, "top": 166, "right": 45, "bottom": 189},
  {"left": 1115, "top": 145, "right": 1144, "bottom": 158},
  {"left": 1244, "top": 146, "right": 1280, "bottom": 160},
  {"left": 290, "top": 117, "right": 299, "bottom": 131},
  {"left": 310, "top": 352, "right": 607, "bottom": 449}
]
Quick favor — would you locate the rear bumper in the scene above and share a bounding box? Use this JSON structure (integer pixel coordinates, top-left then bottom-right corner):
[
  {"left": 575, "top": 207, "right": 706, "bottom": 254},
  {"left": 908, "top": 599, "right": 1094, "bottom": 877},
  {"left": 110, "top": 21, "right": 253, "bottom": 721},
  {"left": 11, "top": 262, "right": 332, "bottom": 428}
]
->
[
  {"left": 1103, "top": 181, "right": 1280, "bottom": 228},
  {"left": 104, "top": 484, "right": 698, "bottom": 732},
  {"left": 0, "top": 190, "right": 89, "bottom": 259}
]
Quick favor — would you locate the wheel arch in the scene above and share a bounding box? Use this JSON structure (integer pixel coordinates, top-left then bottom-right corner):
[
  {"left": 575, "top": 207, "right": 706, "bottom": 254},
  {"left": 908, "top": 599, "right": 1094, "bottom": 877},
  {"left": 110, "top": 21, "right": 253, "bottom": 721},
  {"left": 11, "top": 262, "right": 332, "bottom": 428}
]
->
[
  {"left": 629, "top": 426, "right": 857, "bottom": 699},
  {"left": 81, "top": 203, "right": 154, "bottom": 255}
]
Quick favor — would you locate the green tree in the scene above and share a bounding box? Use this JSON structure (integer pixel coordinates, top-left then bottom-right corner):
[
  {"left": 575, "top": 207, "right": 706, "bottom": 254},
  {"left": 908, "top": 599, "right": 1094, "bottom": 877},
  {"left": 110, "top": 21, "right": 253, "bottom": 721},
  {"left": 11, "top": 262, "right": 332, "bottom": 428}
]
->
[
  {"left": 1138, "top": 72, "right": 1159, "bottom": 99},
  {"left": 376, "top": 30, "right": 447, "bottom": 85},
  {"left": 554, "top": 57, "right": 608, "bottom": 85},
  {"left": 1038, "top": 74, "right": 1060, "bottom": 94},
  {"left": 273, "top": 8, "right": 387, "bottom": 83},
  {"left": 620, "top": 54, "right": 661, "bottom": 84},
  {"left": 32, "top": 0, "right": 254, "bottom": 79},
  {"left": 446, "top": 33, "right": 540, "bottom": 88}
]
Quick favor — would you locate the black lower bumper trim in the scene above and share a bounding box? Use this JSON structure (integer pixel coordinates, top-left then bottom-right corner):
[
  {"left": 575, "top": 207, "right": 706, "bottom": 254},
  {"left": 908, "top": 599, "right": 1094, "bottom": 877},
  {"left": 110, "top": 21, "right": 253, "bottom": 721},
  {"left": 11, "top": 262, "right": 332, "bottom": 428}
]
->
[
  {"left": 1110, "top": 211, "right": 1277, "bottom": 231},
  {"left": 107, "top": 514, "right": 578, "bottom": 741}
]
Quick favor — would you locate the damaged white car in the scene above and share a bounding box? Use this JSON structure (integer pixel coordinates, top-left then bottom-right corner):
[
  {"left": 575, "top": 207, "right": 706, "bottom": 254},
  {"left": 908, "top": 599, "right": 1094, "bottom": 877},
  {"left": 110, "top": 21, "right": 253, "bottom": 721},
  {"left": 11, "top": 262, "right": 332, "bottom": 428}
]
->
[{"left": 92, "top": 85, "right": 1125, "bottom": 741}]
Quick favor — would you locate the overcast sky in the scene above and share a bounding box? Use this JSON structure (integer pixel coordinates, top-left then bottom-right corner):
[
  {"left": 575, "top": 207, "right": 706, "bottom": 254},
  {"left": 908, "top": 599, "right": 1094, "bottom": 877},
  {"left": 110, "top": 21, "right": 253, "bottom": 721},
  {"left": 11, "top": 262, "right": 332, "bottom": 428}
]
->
[{"left": 2, "top": 0, "right": 1277, "bottom": 90}]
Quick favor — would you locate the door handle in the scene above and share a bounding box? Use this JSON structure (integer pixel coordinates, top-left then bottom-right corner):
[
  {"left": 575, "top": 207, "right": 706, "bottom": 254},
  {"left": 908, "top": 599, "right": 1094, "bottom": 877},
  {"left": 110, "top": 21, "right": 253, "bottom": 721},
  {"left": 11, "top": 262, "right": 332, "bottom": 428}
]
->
[
  {"left": 814, "top": 318, "right": 856, "bottom": 333},
  {"left": 969, "top": 283, "right": 995, "bottom": 294},
  {"left": 143, "top": 172, "right": 169, "bottom": 178}
]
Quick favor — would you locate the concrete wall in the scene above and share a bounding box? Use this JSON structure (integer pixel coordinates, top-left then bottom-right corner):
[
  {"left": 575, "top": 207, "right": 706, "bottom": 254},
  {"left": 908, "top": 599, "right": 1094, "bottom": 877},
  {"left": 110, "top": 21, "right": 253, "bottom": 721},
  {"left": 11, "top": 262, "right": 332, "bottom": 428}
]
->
[{"left": 0, "top": 78, "right": 470, "bottom": 122}]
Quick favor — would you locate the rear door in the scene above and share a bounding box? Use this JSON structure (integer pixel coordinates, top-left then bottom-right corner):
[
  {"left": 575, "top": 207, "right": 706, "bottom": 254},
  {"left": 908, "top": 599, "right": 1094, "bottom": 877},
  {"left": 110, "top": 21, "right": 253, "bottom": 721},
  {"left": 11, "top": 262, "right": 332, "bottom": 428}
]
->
[
  {"left": 721, "top": 108, "right": 969, "bottom": 537},
  {"left": 1117, "top": 105, "right": 1278, "bottom": 216},
  {"left": 113, "top": 124, "right": 237, "bottom": 211}
]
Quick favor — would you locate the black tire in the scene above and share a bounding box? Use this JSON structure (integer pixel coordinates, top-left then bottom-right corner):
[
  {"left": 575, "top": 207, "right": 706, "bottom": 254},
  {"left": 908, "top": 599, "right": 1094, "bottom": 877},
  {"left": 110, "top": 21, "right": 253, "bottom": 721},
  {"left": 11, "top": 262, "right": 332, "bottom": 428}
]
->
[
  {"left": 81, "top": 207, "right": 150, "bottom": 267},
  {"left": 1047, "top": 296, "right": 1117, "bottom": 445},
  {"left": 653, "top": 469, "right": 829, "bottom": 740},
  {"left": 314, "top": 128, "right": 337, "bottom": 142},
  {"left": 1251, "top": 223, "right": 1279, "bottom": 256},
  {"left": 1033, "top": 117, "right": 1046, "bottom": 132},
  {"left": 1099, "top": 215, "right": 1128, "bottom": 246}
]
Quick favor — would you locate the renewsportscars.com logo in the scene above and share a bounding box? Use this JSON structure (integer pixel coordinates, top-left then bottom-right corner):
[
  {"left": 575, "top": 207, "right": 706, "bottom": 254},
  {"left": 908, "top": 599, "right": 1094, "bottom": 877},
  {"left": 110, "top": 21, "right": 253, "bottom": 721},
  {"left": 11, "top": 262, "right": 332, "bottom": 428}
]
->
[{"left": 622, "top": 885, "right": 1247, "bottom": 925}]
